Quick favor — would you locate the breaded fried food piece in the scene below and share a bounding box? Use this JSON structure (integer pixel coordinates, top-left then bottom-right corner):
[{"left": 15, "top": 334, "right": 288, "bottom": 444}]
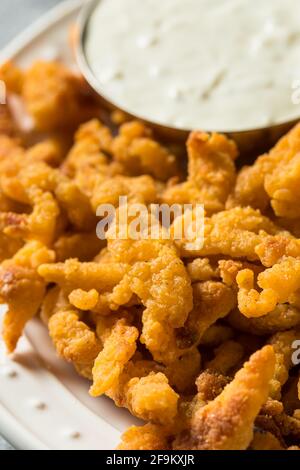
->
[
  {"left": 38, "top": 259, "right": 128, "bottom": 294},
  {"left": 90, "top": 319, "right": 138, "bottom": 397},
  {"left": 118, "top": 424, "right": 169, "bottom": 450},
  {"left": 179, "top": 281, "right": 236, "bottom": 349},
  {"left": 0, "top": 61, "right": 24, "bottom": 94},
  {"left": 229, "top": 305, "right": 300, "bottom": 336},
  {"left": 1, "top": 187, "right": 60, "bottom": 245},
  {"left": 255, "top": 234, "right": 300, "bottom": 267},
  {"left": 228, "top": 122, "right": 300, "bottom": 217},
  {"left": 268, "top": 329, "right": 300, "bottom": 400},
  {"left": 1, "top": 266, "right": 46, "bottom": 352},
  {"left": 40, "top": 286, "right": 69, "bottom": 325},
  {"left": 104, "top": 240, "right": 193, "bottom": 364},
  {"left": 164, "top": 348, "right": 201, "bottom": 393},
  {"left": 112, "top": 121, "right": 178, "bottom": 181},
  {"left": 186, "top": 258, "right": 219, "bottom": 282},
  {"left": 237, "top": 257, "right": 300, "bottom": 318},
  {"left": 218, "top": 259, "right": 264, "bottom": 287},
  {"left": 173, "top": 346, "right": 275, "bottom": 450},
  {"left": 125, "top": 372, "right": 179, "bottom": 424},
  {"left": 62, "top": 119, "right": 115, "bottom": 197},
  {"left": 49, "top": 308, "right": 101, "bottom": 365},
  {"left": 163, "top": 132, "right": 238, "bottom": 213},
  {"left": 91, "top": 174, "right": 159, "bottom": 209},
  {"left": 196, "top": 370, "right": 231, "bottom": 402},
  {"left": 1, "top": 241, "right": 54, "bottom": 352},
  {"left": 174, "top": 207, "right": 283, "bottom": 259},
  {"left": 22, "top": 61, "right": 83, "bottom": 131}
]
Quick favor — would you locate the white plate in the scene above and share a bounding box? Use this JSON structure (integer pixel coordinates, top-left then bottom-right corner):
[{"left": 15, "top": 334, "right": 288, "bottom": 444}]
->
[{"left": 0, "top": 0, "right": 137, "bottom": 450}]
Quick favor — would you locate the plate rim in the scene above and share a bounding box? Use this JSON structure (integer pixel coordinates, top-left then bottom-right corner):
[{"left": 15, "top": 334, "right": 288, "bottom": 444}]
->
[{"left": 0, "top": 0, "right": 85, "bottom": 450}]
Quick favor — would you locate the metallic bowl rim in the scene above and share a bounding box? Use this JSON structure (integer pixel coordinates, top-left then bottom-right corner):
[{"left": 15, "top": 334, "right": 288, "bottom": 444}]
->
[{"left": 76, "top": 0, "right": 300, "bottom": 140}]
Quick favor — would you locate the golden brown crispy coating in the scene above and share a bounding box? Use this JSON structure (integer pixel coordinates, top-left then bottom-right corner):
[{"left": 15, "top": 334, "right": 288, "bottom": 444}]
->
[
  {"left": 1, "top": 188, "right": 60, "bottom": 245},
  {"left": 179, "top": 281, "right": 236, "bottom": 349},
  {"left": 38, "top": 259, "right": 128, "bottom": 294},
  {"left": 0, "top": 61, "right": 24, "bottom": 94},
  {"left": 174, "top": 207, "right": 283, "bottom": 260},
  {"left": 237, "top": 257, "right": 300, "bottom": 318},
  {"left": 229, "top": 306, "right": 300, "bottom": 336},
  {"left": 268, "top": 330, "right": 300, "bottom": 400},
  {"left": 196, "top": 370, "right": 231, "bottom": 402},
  {"left": 118, "top": 424, "right": 169, "bottom": 450},
  {"left": 103, "top": 239, "right": 193, "bottom": 364},
  {"left": 1, "top": 241, "right": 54, "bottom": 351},
  {"left": 173, "top": 346, "right": 275, "bottom": 450},
  {"left": 48, "top": 308, "right": 101, "bottom": 366},
  {"left": 90, "top": 319, "right": 138, "bottom": 397},
  {"left": 125, "top": 372, "right": 179, "bottom": 424},
  {"left": 164, "top": 348, "right": 201, "bottom": 393},
  {"left": 112, "top": 121, "right": 179, "bottom": 181},
  {"left": 22, "top": 61, "right": 84, "bottom": 131},
  {"left": 163, "top": 132, "right": 238, "bottom": 213},
  {"left": 91, "top": 174, "right": 159, "bottom": 210},
  {"left": 227, "top": 123, "right": 300, "bottom": 214},
  {"left": 186, "top": 258, "right": 219, "bottom": 282}
]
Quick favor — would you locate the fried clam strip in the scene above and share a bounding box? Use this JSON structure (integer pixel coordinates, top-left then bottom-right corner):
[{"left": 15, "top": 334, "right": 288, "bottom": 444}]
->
[
  {"left": 48, "top": 308, "right": 101, "bottom": 375},
  {"left": 237, "top": 257, "right": 300, "bottom": 318},
  {"left": 93, "top": 350, "right": 180, "bottom": 426},
  {"left": 186, "top": 258, "right": 219, "bottom": 282},
  {"left": 178, "top": 281, "right": 236, "bottom": 350},
  {"left": 268, "top": 330, "right": 300, "bottom": 400},
  {"left": 112, "top": 120, "right": 179, "bottom": 181},
  {"left": 117, "top": 424, "right": 170, "bottom": 450},
  {"left": 162, "top": 131, "right": 238, "bottom": 214},
  {"left": 91, "top": 174, "right": 160, "bottom": 210},
  {"left": 173, "top": 207, "right": 284, "bottom": 260},
  {"left": 1, "top": 241, "right": 55, "bottom": 352},
  {"left": 255, "top": 234, "right": 300, "bottom": 267},
  {"left": 227, "top": 122, "right": 300, "bottom": 213},
  {"left": 62, "top": 119, "right": 115, "bottom": 197},
  {"left": 38, "top": 259, "right": 129, "bottom": 295},
  {"left": 0, "top": 187, "right": 60, "bottom": 245},
  {"left": 90, "top": 311, "right": 181, "bottom": 422},
  {"left": 118, "top": 346, "right": 275, "bottom": 450},
  {"left": 101, "top": 240, "right": 193, "bottom": 364},
  {"left": 20, "top": 61, "right": 93, "bottom": 132},
  {"left": 173, "top": 346, "right": 275, "bottom": 450},
  {"left": 229, "top": 305, "right": 300, "bottom": 336},
  {"left": 90, "top": 318, "right": 139, "bottom": 397},
  {"left": 0, "top": 152, "right": 96, "bottom": 233},
  {"left": 0, "top": 61, "right": 24, "bottom": 94}
]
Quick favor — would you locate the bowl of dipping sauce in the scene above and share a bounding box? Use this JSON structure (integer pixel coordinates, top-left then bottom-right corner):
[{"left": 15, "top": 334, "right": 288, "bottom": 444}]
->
[{"left": 77, "top": 0, "right": 300, "bottom": 154}]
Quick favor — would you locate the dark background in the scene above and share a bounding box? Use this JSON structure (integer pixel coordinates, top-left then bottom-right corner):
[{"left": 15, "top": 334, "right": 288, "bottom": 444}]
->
[{"left": 0, "top": 0, "right": 64, "bottom": 450}]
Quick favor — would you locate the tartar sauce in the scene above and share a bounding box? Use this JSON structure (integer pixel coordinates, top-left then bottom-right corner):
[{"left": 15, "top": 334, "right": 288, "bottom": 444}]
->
[{"left": 85, "top": 0, "right": 300, "bottom": 131}]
